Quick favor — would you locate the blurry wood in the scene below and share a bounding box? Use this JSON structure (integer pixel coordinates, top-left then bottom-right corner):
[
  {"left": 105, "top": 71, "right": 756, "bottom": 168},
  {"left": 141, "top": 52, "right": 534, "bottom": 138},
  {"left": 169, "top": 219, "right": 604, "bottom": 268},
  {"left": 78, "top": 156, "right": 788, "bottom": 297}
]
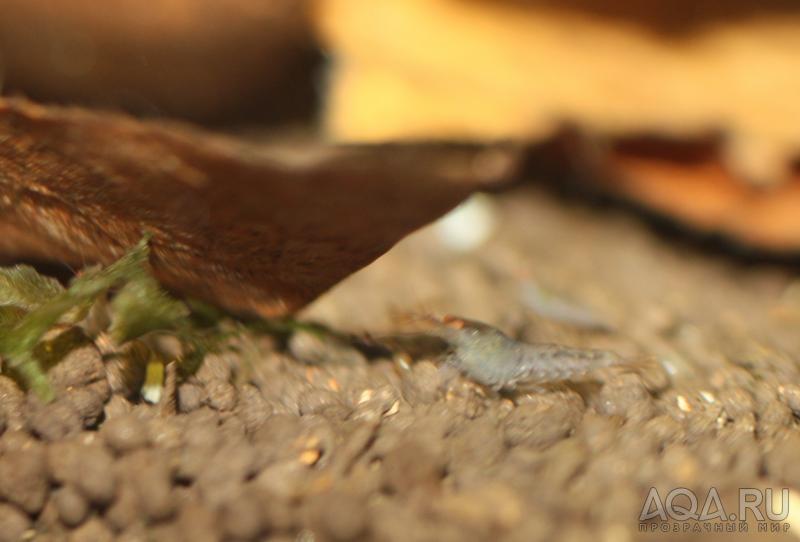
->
[
  {"left": 486, "top": 0, "right": 800, "bottom": 33},
  {"left": 315, "top": 0, "right": 800, "bottom": 251},
  {"left": 603, "top": 143, "right": 800, "bottom": 252},
  {"left": 0, "top": 98, "right": 518, "bottom": 316},
  {"left": 315, "top": 0, "right": 800, "bottom": 183},
  {"left": 526, "top": 133, "right": 800, "bottom": 252},
  {"left": 0, "top": 0, "right": 316, "bottom": 124}
]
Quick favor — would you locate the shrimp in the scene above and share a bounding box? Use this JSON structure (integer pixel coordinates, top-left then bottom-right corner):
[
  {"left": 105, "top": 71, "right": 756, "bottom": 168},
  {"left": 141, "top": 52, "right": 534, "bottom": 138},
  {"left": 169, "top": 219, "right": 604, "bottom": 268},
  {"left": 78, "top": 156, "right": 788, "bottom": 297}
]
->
[{"left": 427, "top": 315, "right": 633, "bottom": 391}]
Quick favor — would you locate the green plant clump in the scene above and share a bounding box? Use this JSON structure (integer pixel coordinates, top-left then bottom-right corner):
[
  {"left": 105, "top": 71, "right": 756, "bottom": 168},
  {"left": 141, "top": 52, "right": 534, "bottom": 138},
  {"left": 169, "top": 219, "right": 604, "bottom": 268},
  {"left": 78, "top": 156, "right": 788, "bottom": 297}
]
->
[{"left": 0, "top": 236, "right": 224, "bottom": 401}]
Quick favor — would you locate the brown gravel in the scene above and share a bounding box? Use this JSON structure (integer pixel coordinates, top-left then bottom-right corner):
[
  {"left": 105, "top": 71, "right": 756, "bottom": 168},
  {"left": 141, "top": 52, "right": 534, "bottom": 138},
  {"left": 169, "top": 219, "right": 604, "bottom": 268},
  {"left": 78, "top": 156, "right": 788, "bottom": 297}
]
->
[{"left": 0, "top": 186, "right": 799, "bottom": 540}]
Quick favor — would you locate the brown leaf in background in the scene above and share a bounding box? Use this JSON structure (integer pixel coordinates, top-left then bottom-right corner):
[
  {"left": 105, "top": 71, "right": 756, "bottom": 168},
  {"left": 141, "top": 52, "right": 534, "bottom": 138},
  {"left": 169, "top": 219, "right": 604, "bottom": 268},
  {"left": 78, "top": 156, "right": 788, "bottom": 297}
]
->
[
  {"left": 315, "top": 0, "right": 800, "bottom": 251},
  {"left": 602, "top": 139, "right": 800, "bottom": 252},
  {"left": 526, "top": 133, "right": 800, "bottom": 252},
  {"left": 0, "top": 98, "right": 518, "bottom": 316}
]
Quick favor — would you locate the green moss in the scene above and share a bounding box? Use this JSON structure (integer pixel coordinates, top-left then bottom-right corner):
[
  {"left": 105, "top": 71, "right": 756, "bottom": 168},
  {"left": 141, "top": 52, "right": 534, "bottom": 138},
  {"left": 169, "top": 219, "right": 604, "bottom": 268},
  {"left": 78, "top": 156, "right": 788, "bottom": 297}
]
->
[
  {"left": 0, "top": 236, "right": 222, "bottom": 400},
  {"left": 0, "top": 235, "right": 342, "bottom": 402}
]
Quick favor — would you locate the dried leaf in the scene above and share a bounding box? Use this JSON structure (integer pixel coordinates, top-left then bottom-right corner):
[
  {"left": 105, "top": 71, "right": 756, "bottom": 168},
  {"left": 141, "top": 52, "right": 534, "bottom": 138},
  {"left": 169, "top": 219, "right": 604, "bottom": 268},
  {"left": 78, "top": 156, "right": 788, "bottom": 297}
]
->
[
  {"left": 315, "top": 0, "right": 800, "bottom": 250},
  {"left": 0, "top": 98, "right": 518, "bottom": 316},
  {"left": 526, "top": 133, "right": 800, "bottom": 251},
  {"left": 316, "top": 0, "right": 800, "bottom": 167}
]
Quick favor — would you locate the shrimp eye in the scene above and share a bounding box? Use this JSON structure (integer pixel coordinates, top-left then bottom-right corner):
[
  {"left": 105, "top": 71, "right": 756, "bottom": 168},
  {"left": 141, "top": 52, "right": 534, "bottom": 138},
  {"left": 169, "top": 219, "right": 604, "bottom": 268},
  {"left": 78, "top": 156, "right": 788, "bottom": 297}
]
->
[{"left": 442, "top": 315, "right": 466, "bottom": 330}]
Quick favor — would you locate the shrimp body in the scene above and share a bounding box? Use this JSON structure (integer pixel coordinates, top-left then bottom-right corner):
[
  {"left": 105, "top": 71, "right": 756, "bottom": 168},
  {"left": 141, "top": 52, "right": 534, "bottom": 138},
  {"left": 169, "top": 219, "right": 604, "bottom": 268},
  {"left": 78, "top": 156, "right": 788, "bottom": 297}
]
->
[{"left": 433, "top": 315, "right": 625, "bottom": 390}]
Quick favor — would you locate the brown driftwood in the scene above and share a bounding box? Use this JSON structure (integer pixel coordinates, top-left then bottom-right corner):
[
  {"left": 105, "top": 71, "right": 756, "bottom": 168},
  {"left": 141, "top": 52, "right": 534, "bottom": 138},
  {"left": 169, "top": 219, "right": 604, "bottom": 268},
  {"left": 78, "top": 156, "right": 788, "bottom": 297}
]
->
[{"left": 0, "top": 98, "right": 518, "bottom": 315}]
